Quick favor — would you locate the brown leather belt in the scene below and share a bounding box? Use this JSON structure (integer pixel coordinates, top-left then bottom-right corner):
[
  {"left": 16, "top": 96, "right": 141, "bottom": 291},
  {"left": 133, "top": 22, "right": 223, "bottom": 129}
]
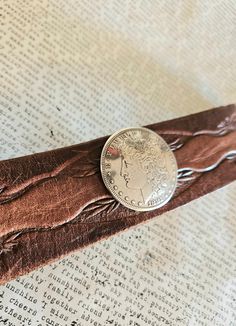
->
[{"left": 0, "top": 104, "right": 236, "bottom": 285}]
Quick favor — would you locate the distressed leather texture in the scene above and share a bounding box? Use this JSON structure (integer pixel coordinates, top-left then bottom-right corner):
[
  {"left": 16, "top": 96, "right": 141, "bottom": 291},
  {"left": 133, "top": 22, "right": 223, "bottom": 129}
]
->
[{"left": 0, "top": 104, "right": 236, "bottom": 285}]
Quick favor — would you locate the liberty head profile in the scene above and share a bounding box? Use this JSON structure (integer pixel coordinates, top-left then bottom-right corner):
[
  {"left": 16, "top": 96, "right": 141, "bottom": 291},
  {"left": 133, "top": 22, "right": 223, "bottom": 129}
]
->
[{"left": 117, "top": 132, "right": 169, "bottom": 204}]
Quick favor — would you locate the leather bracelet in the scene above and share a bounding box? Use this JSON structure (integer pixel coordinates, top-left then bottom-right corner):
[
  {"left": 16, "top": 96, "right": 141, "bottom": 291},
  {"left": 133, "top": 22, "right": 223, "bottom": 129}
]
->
[{"left": 0, "top": 104, "right": 236, "bottom": 285}]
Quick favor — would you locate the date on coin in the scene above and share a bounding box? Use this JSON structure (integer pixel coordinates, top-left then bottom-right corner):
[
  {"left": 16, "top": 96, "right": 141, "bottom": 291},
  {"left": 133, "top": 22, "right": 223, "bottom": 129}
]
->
[{"left": 100, "top": 127, "right": 178, "bottom": 211}]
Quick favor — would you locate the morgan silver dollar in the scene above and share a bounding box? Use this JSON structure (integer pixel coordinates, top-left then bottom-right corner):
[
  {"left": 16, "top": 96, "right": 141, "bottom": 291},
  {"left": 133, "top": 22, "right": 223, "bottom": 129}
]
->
[{"left": 100, "top": 127, "right": 178, "bottom": 211}]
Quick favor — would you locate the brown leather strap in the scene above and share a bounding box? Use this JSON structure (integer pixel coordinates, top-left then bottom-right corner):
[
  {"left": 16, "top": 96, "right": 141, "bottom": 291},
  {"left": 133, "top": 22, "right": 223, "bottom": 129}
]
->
[{"left": 0, "top": 104, "right": 236, "bottom": 285}]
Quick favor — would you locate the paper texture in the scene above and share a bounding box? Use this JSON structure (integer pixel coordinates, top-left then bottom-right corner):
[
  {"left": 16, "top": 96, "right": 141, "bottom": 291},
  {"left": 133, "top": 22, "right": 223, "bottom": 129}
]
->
[{"left": 0, "top": 1, "right": 236, "bottom": 325}]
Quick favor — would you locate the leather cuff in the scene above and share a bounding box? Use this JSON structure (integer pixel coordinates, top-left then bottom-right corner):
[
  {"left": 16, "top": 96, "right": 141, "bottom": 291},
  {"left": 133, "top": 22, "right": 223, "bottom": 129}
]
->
[{"left": 0, "top": 104, "right": 236, "bottom": 285}]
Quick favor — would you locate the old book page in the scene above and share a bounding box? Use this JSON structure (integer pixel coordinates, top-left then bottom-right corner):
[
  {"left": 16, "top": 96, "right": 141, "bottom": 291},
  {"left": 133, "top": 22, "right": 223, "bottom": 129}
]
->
[{"left": 0, "top": 1, "right": 236, "bottom": 325}]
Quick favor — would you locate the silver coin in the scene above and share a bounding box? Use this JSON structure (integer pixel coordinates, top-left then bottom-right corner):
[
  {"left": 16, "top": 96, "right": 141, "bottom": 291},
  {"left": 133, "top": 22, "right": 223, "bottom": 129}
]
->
[{"left": 100, "top": 127, "right": 178, "bottom": 211}]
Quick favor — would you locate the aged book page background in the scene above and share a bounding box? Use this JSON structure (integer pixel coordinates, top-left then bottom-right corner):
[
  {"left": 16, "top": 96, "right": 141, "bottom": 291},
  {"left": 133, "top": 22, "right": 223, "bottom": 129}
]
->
[{"left": 1, "top": 1, "right": 236, "bottom": 325}]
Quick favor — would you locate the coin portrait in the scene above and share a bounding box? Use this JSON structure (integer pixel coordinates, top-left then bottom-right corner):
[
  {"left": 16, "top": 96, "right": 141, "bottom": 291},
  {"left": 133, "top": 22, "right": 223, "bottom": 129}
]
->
[{"left": 100, "top": 127, "right": 178, "bottom": 211}]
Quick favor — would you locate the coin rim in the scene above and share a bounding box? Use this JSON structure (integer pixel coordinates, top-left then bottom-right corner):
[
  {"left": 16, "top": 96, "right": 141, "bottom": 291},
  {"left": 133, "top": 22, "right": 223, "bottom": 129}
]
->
[{"left": 100, "top": 127, "right": 178, "bottom": 212}]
